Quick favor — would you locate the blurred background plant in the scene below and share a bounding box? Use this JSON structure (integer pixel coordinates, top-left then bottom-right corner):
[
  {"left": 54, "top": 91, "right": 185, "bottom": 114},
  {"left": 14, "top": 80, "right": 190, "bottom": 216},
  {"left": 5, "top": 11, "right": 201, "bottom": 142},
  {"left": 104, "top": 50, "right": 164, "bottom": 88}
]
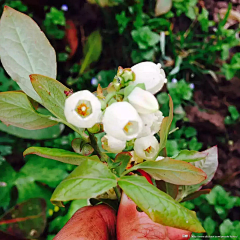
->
[{"left": 0, "top": 0, "right": 240, "bottom": 239}]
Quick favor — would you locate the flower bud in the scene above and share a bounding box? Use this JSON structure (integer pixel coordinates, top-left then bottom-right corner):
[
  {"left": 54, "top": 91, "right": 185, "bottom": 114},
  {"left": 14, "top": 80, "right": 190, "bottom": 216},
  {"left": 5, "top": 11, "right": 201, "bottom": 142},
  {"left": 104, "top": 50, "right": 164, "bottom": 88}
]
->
[
  {"left": 101, "top": 135, "right": 126, "bottom": 153},
  {"left": 134, "top": 135, "right": 159, "bottom": 160},
  {"left": 102, "top": 102, "right": 143, "bottom": 141},
  {"left": 127, "top": 87, "right": 159, "bottom": 114},
  {"left": 138, "top": 111, "right": 164, "bottom": 137},
  {"left": 131, "top": 61, "right": 167, "bottom": 94},
  {"left": 64, "top": 90, "right": 102, "bottom": 128},
  {"left": 113, "top": 67, "right": 135, "bottom": 91},
  {"left": 87, "top": 123, "right": 102, "bottom": 133}
]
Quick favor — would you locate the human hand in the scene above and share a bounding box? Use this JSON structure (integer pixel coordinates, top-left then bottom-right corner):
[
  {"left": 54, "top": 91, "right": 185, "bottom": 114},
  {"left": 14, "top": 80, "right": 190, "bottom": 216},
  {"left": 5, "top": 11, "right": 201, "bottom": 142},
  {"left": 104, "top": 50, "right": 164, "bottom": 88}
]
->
[{"left": 54, "top": 193, "right": 191, "bottom": 240}]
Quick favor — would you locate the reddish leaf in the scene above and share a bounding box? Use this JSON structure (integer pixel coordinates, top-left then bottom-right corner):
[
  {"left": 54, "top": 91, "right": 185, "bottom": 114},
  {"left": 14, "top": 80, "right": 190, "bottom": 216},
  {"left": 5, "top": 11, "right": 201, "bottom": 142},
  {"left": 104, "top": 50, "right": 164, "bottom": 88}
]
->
[
  {"left": 136, "top": 169, "right": 153, "bottom": 185},
  {"left": 0, "top": 198, "right": 46, "bottom": 239},
  {"left": 65, "top": 20, "right": 78, "bottom": 59},
  {"left": 129, "top": 157, "right": 207, "bottom": 185}
]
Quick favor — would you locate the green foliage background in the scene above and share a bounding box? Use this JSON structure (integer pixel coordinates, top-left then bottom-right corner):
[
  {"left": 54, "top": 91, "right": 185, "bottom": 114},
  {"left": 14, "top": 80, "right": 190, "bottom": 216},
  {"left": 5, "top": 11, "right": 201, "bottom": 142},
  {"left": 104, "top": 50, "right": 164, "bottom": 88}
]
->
[{"left": 0, "top": 0, "right": 240, "bottom": 239}]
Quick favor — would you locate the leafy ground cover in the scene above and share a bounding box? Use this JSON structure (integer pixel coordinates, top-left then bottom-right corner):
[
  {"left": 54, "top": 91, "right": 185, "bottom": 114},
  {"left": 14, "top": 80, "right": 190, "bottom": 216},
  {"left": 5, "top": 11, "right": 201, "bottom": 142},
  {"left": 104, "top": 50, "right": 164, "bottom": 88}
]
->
[{"left": 0, "top": 0, "right": 240, "bottom": 239}]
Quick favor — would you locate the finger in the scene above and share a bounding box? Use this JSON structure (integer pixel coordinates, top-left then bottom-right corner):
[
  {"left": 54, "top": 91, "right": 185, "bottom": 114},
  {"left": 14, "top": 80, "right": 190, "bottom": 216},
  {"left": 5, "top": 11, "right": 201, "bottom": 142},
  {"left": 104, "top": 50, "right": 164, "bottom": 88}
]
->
[
  {"left": 117, "top": 193, "right": 169, "bottom": 240},
  {"left": 117, "top": 193, "right": 191, "bottom": 240},
  {"left": 54, "top": 204, "right": 116, "bottom": 240},
  {"left": 166, "top": 226, "right": 191, "bottom": 240}
]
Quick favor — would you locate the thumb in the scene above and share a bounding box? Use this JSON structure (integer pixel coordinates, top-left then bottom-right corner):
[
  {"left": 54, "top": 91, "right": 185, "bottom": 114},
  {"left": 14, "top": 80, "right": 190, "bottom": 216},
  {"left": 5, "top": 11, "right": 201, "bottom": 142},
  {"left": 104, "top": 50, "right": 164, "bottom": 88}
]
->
[{"left": 117, "top": 192, "right": 191, "bottom": 240}]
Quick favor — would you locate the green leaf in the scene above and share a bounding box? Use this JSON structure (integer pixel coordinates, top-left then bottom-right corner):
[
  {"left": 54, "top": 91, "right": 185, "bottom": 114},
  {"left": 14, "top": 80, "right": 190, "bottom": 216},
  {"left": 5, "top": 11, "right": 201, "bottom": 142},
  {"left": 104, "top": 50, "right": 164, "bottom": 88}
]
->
[
  {"left": 79, "top": 30, "right": 102, "bottom": 74},
  {"left": 158, "top": 94, "right": 173, "bottom": 154},
  {"left": 131, "top": 26, "right": 160, "bottom": 49},
  {"left": 23, "top": 146, "right": 97, "bottom": 165},
  {"left": 0, "top": 198, "right": 46, "bottom": 239},
  {"left": 174, "top": 150, "right": 208, "bottom": 162},
  {"left": 0, "top": 6, "right": 56, "bottom": 102},
  {"left": 157, "top": 92, "right": 169, "bottom": 104},
  {"left": 203, "top": 217, "right": 216, "bottom": 235},
  {"left": 20, "top": 155, "right": 69, "bottom": 188},
  {"left": 219, "top": 219, "right": 233, "bottom": 236},
  {"left": 228, "top": 105, "right": 240, "bottom": 121},
  {"left": 114, "top": 152, "right": 132, "bottom": 176},
  {"left": 0, "top": 122, "right": 64, "bottom": 140},
  {"left": 0, "top": 159, "right": 17, "bottom": 208},
  {"left": 118, "top": 176, "right": 205, "bottom": 232},
  {"left": 15, "top": 173, "right": 52, "bottom": 206},
  {"left": 166, "top": 140, "right": 179, "bottom": 156},
  {"left": 128, "top": 157, "right": 207, "bottom": 185},
  {"left": 51, "top": 159, "right": 117, "bottom": 204},
  {"left": 0, "top": 91, "right": 57, "bottom": 130},
  {"left": 0, "top": 68, "right": 19, "bottom": 92},
  {"left": 184, "top": 127, "right": 197, "bottom": 138},
  {"left": 155, "top": 0, "right": 172, "bottom": 16},
  {"left": 188, "top": 137, "right": 202, "bottom": 151},
  {"left": 71, "top": 138, "right": 86, "bottom": 154},
  {"left": 29, "top": 74, "right": 69, "bottom": 121}
]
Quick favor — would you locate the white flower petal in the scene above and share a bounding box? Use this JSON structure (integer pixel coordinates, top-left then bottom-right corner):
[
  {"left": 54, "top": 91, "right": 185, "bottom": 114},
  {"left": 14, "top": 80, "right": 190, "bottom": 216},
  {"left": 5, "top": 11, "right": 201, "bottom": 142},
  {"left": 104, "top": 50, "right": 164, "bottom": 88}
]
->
[
  {"left": 131, "top": 61, "right": 167, "bottom": 94},
  {"left": 128, "top": 87, "right": 159, "bottom": 114},
  {"left": 64, "top": 90, "right": 102, "bottom": 128},
  {"left": 102, "top": 135, "right": 126, "bottom": 153},
  {"left": 134, "top": 135, "right": 159, "bottom": 160},
  {"left": 151, "top": 111, "right": 164, "bottom": 134},
  {"left": 138, "top": 111, "right": 164, "bottom": 137},
  {"left": 102, "top": 102, "right": 143, "bottom": 141}
]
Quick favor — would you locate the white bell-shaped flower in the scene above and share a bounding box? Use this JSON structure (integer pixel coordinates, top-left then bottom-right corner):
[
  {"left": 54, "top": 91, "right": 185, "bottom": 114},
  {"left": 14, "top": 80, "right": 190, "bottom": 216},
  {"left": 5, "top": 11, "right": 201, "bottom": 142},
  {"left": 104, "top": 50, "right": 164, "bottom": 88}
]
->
[
  {"left": 131, "top": 61, "right": 167, "bottom": 94},
  {"left": 64, "top": 90, "right": 102, "bottom": 128},
  {"left": 138, "top": 111, "right": 164, "bottom": 138},
  {"left": 101, "top": 135, "right": 126, "bottom": 153},
  {"left": 102, "top": 102, "right": 143, "bottom": 141},
  {"left": 128, "top": 87, "right": 159, "bottom": 114},
  {"left": 134, "top": 135, "right": 159, "bottom": 160}
]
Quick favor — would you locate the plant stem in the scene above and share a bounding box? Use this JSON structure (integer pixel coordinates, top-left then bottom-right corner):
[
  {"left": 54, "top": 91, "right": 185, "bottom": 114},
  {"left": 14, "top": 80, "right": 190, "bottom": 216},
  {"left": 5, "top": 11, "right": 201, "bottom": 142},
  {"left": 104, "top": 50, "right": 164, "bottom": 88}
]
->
[
  {"left": 121, "top": 167, "right": 134, "bottom": 177},
  {"left": 87, "top": 130, "right": 108, "bottom": 162},
  {"left": 101, "top": 92, "right": 117, "bottom": 109},
  {"left": 114, "top": 186, "right": 121, "bottom": 202},
  {"left": 169, "top": 127, "right": 179, "bottom": 135}
]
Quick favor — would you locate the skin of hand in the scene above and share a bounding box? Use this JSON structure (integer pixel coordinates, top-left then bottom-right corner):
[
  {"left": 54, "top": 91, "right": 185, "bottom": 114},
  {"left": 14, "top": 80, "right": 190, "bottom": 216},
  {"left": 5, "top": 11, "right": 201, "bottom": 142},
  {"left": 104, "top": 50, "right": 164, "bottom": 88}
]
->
[
  {"left": 54, "top": 193, "right": 192, "bottom": 240},
  {"left": 53, "top": 204, "right": 116, "bottom": 240},
  {"left": 117, "top": 193, "right": 191, "bottom": 240}
]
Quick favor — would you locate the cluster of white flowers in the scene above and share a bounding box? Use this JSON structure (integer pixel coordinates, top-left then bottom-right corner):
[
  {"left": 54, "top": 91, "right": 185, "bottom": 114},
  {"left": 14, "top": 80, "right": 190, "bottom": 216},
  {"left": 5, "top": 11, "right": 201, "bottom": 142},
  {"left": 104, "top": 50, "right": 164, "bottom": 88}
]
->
[{"left": 64, "top": 62, "right": 167, "bottom": 160}]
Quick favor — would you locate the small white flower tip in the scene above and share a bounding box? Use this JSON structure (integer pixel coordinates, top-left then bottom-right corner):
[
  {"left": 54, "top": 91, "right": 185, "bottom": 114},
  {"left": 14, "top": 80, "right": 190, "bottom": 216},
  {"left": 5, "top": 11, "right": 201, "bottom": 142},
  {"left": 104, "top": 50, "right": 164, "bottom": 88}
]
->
[
  {"left": 101, "top": 135, "right": 126, "bottom": 153},
  {"left": 102, "top": 102, "right": 143, "bottom": 141},
  {"left": 134, "top": 135, "right": 159, "bottom": 160},
  {"left": 64, "top": 90, "right": 102, "bottom": 128},
  {"left": 156, "top": 156, "right": 164, "bottom": 161},
  {"left": 128, "top": 87, "right": 159, "bottom": 114},
  {"left": 131, "top": 61, "right": 167, "bottom": 94}
]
